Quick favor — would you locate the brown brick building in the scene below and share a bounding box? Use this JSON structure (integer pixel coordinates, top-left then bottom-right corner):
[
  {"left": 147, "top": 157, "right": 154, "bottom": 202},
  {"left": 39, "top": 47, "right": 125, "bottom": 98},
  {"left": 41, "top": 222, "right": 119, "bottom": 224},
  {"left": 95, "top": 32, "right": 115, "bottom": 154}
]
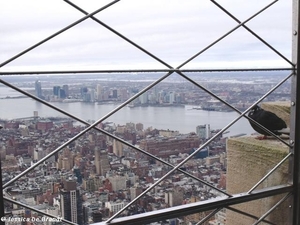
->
[{"left": 138, "top": 134, "right": 200, "bottom": 159}]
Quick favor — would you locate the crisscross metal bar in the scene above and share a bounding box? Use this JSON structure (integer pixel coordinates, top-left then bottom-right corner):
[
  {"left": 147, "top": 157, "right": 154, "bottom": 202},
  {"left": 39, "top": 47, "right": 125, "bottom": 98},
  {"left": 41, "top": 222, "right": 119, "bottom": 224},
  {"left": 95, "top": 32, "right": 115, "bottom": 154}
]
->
[
  {"left": 195, "top": 208, "right": 222, "bottom": 225},
  {"left": 106, "top": 74, "right": 292, "bottom": 222},
  {"left": 2, "top": 72, "right": 174, "bottom": 188},
  {"left": 0, "top": 79, "right": 231, "bottom": 197},
  {"left": 101, "top": 2, "right": 289, "bottom": 220},
  {"left": 210, "top": 0, "right": 294, "bottom": 66},
  {"left": 62, "top": 0, "right": 173, "bottom": 69},
  {"left": 177, "top": 0, "right": 277, "bottom": 68},
  {"left": 178, "top": 70, "right": 293, "bottom": 148},
  {"left": 106, "top": 68, "right": 292, "bottom": 222},
  {"left": 0, "top": 0, "right": 121, "bottom": 68},
  {"left": 2, "top": 71, "right": 290, "bottom": 222}
]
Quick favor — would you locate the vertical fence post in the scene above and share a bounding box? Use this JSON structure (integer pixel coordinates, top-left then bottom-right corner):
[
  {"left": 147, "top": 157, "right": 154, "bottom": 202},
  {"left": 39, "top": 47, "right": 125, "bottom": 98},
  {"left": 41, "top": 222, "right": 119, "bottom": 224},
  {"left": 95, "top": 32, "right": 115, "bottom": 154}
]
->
[
  {"left": 0, "top": 126, "right": 4, "bottom": 225},
  {"left": 290, "top": 1, "right": 300, "bottom": 224}
]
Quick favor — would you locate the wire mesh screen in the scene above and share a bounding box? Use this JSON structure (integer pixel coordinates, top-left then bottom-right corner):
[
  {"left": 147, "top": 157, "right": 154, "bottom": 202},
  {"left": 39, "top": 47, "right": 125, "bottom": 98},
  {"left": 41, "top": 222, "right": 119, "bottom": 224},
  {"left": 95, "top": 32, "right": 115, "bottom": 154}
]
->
[{"left": 0, "top": 0, "right": 296, "bottom": 225}]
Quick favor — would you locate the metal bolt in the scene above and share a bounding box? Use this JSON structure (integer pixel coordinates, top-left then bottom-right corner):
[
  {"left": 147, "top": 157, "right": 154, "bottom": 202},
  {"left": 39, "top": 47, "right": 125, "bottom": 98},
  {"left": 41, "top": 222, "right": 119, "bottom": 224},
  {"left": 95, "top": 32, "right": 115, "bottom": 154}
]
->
[
  {"left": 294, "top": 30, "right": 298, "bottom": 35},
  {"left": 291, "top": 101, "right": 295, "bottom": 106}
]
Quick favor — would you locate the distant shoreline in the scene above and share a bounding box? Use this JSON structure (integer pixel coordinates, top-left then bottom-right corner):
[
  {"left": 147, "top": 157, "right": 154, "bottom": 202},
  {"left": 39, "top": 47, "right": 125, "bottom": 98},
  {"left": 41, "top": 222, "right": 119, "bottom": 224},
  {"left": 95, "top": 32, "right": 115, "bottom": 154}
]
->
[{"left": 0, "top": 96, "right": 29, "bottom": 99}]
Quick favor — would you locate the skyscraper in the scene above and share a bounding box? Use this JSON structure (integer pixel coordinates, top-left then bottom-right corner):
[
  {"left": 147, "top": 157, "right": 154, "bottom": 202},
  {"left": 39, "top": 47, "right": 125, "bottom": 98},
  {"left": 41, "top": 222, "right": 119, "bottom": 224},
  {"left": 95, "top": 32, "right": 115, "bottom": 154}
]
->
[
  {"left": 139, "top": 92, "right": 148, "bottom": 104},
  {"left": 196, "top": 124, "right": 211, "bottom": 139},
  {"left": 97, "top": 84, "right": 102, "bottom": 101},
  {"left": 35, "top": 80, "right": 43, "bottom": 98},
  {"left": 62, "top": 84, "right": 69, "bottom": 97},
  {"left": 53, "top": 86, "right": 60, "bottom": 96},
  {"left": 60, "top": 179, "right": 83, "bottom": 225},
  {"left": 95, "top": 148, "right": 110, "bottom": 176}
]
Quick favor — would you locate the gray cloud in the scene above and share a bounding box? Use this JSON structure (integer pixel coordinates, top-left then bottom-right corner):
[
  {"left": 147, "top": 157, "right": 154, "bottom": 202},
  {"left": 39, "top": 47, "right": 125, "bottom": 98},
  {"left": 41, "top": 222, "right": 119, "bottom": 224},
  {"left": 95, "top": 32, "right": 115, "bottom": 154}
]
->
[{"left": 0, "top": 0, "right": 293, "bottom": 71}]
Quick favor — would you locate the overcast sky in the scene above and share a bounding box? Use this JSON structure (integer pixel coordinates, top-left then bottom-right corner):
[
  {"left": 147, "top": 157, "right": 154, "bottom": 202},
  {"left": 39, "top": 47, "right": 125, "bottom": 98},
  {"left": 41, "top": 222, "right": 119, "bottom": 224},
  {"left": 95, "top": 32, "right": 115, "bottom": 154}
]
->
[{"left": 0, "top": 0, "right": 293, "bottom": 72}]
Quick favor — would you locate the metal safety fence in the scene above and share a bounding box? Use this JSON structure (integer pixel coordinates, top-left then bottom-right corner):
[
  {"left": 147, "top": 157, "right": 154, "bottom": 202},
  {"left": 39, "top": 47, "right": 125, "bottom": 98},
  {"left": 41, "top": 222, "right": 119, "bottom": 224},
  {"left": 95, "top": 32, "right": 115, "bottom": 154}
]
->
[{"left": 0, "top": 0, "right": 298, "bottom": 224}]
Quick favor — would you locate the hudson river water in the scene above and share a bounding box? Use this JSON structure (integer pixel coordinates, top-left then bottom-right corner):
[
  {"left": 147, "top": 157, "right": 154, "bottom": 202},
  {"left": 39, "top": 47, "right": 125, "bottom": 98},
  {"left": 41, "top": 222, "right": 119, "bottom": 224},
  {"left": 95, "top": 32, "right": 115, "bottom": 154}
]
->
[{"left": 0, "top": 97, "right": 253, "bottom": 136}]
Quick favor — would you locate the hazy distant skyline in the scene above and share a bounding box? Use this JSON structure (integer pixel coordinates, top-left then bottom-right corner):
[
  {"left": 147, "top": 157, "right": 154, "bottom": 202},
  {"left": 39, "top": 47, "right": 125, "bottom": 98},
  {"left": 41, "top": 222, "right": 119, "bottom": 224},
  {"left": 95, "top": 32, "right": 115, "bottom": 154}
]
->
[{"left": 0, "top": 0, "right": 293, "bottom": 72}]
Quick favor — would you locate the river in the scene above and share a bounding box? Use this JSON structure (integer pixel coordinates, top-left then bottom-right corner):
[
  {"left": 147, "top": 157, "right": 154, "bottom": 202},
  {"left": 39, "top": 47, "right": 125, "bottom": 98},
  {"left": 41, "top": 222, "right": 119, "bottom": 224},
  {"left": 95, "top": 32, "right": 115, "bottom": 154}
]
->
[{"left": 0, "top": 96, "right": 253, "bottom": 136}]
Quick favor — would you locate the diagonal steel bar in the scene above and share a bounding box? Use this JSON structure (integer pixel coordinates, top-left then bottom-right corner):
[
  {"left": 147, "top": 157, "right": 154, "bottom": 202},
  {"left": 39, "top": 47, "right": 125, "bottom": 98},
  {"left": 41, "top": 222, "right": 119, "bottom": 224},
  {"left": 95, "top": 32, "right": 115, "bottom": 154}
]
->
[
  {"left": 252, "top": 192, "right": 292, "bottom": 225},
  {"left": 226, "top": 206, "right": 277, "bottom": 225},
  {"left": 210, "top": 0, "right": 293, "bottom": 66},
  {"left": 0, "top": 0, "right": 121, "bottom": 68},
  {"left": 176, "top": 0, "right": 278, "bottom": 69},
  {"left": 178, "top": 70, "right": 292, "bottom": 148},
  {"left": 195, "top": 208, "right": 222, "bottom": 225},
  {"left": 3, "top": 196, "right": 77, "bottom": 225},
  {"left": 0, "top": 67, "right": 293, "bottom": 75},
  {"left": 2, "top": 71, "right": 174, "bottom": 188},
  {"left": 62, "top": 0, "right": 173, "bottom": 69},
  {"left": 247, "top": 152, "right": 292, "bottom": 194},
  {"left": 0, "top": 79, "right": 231, "bottom": 197}
]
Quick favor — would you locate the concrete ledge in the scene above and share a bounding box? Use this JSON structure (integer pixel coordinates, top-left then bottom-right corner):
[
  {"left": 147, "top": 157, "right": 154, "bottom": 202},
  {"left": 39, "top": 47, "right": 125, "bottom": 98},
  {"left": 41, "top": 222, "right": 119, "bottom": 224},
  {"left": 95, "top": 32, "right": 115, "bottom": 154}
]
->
[{"left": 226, "top": 137, "right": 290, "bottom": 224}]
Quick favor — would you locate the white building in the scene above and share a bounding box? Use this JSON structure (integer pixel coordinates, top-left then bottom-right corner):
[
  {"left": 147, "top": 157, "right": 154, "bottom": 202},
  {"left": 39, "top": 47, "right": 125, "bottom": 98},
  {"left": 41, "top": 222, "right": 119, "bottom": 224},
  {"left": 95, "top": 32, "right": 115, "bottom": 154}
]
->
[{"left": 105, "top": 201, "right": 125, "bottom": 215}]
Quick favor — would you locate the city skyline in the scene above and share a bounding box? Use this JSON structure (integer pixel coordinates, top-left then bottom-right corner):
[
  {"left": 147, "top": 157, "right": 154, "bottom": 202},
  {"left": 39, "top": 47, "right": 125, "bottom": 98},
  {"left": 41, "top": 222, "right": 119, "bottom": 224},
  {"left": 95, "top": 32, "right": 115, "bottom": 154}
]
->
[{"left": 0, "top": 110, "right": 229, "bottom": 222}]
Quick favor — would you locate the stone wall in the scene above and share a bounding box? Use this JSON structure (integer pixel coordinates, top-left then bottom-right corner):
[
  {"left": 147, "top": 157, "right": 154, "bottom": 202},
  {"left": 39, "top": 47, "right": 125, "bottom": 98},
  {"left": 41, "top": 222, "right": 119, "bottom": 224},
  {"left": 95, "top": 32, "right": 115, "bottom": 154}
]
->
[{"left": 226, "top": 102, "right": 291, "bottom": 224}]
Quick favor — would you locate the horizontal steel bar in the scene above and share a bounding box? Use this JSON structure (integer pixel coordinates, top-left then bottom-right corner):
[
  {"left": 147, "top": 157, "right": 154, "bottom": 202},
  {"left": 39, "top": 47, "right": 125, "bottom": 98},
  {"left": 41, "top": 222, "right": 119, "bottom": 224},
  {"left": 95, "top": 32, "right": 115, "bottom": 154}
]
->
[
  {"left": 93, "top": 185, "right": 292, "bottom": 225},
  {"left": 0, "top": 67, "right": 293, "bottom": 75}
]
